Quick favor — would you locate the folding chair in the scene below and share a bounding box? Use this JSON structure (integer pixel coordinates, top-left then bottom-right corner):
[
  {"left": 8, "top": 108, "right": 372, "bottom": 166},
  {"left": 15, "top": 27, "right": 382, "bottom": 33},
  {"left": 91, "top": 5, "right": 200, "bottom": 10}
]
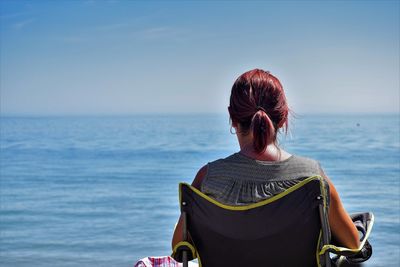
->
[{"left": 172, "top": 175, "right": 373, "bottom": 267}]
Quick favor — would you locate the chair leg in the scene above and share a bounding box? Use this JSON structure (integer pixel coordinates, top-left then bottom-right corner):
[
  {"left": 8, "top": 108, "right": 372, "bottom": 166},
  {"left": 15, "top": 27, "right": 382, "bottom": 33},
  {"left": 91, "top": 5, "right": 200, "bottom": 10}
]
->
[
  {"left": 182, "top": 251, "right": 188, "bottom": 267},
  {"left": 182, "top": 210, "right": 188, "bottom": 267},
  {"left": 319, "top": 203, "right": 331, "bottom": 267}
]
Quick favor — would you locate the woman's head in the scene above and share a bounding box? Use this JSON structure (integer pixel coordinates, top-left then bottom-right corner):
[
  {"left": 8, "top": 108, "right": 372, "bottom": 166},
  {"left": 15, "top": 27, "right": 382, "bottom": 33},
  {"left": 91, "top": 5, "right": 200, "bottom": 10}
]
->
[{"left": 228, "top": 69, "right": 289, "bottom": 153}]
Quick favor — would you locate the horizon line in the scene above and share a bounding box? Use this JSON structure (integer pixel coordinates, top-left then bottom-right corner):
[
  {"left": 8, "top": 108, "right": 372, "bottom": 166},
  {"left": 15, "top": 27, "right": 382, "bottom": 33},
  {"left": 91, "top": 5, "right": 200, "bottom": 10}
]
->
[{"left": 1, "top": 111, "right": 399, "bottom": 118}]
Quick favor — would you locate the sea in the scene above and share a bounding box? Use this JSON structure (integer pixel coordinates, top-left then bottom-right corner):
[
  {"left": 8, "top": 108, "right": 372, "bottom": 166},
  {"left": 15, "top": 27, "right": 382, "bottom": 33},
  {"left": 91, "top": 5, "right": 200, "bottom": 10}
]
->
[{"left": 0, "top": 114, "right": 399, "bottom": 267}]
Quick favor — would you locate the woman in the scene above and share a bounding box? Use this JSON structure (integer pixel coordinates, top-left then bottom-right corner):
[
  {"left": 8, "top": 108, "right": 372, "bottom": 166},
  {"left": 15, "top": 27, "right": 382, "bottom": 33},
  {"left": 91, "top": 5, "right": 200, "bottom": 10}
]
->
[{"left": 172, "top": 69, "right": 360, "bottom": 250}]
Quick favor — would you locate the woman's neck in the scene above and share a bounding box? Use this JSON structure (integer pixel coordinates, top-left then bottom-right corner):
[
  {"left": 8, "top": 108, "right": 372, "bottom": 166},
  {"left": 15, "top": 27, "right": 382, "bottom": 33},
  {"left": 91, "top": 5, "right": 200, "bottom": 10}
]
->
[{"left": 237, "top": 133, "right": 291, "bottom": 161}]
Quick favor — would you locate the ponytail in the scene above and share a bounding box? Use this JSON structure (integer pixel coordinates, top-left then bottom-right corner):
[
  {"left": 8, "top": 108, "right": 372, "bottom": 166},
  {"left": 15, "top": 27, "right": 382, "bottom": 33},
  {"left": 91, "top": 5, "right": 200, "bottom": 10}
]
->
[
  {"left": 251, "top": 109, "right": 275, "bottom": 153},
  {"left": 229, "top": 69, "right": 289, "bottom": 154}
]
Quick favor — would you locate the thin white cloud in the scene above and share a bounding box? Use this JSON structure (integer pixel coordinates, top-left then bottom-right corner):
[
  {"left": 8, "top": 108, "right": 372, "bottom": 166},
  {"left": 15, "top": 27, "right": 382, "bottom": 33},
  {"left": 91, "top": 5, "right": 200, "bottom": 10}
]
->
[
  {"left": 140, "top": 26, "right": 184, "bottom": 40},
  {"left": 94, "top": 14, "right": 158, "bottom": 32},
  {"left": 0, "top": 11, "right": 31, "bottom": 20},
  {"left": 64, "top": 23, "right": 186, "bottom": 43},
  {"left": 96, "top": 23, "right": 130, "bottom": 31},
  {"left": 57, "top": 36, "right": 88, "bottom": 44},
  {"left": 12, "top": 18, "right": 35, "bottom": 30}
]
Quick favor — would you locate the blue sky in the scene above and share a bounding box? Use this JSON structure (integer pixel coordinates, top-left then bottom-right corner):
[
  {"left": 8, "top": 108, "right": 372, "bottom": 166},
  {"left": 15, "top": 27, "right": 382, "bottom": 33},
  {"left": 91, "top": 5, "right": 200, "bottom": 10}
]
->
[{"left": 0, "top": 1, "right": 399, "bottom": 115}]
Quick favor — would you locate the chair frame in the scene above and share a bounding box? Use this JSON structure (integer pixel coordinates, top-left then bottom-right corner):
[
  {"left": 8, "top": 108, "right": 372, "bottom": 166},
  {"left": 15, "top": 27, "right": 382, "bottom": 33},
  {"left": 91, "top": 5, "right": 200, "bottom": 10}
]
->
[{"left": 173, "top": 175, "right": 373, "bottom": 267}]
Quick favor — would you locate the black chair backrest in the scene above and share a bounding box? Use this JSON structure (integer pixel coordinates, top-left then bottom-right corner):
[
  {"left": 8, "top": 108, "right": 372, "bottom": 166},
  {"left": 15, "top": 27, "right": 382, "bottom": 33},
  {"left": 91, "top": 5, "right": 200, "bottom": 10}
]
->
[{"left": 179, "top": 177, "right": 327, "bottom": 267}]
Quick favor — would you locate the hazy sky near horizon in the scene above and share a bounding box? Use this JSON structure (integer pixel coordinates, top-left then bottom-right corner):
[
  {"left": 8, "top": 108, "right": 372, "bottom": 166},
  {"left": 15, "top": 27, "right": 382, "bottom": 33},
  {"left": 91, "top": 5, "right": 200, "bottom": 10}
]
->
[{"left": 0, "top": 1, "right": 399, "bottom": 115}]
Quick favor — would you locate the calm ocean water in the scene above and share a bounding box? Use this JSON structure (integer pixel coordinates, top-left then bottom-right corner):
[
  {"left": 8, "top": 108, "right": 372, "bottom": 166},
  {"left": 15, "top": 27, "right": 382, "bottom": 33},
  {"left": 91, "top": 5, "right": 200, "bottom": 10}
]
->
[{"left": 0, "top": 114, "right": 399, "bottom": 267}]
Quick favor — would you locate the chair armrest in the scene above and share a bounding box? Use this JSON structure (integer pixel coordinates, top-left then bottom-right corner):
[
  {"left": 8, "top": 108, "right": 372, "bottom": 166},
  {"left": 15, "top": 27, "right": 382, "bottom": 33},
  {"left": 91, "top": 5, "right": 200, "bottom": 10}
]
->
[
  {"left": 321, "top": 212, "right": 374, "bottom": 264},
  {"left": 171, "top": 241, "right": 197, "bottom": 262}
]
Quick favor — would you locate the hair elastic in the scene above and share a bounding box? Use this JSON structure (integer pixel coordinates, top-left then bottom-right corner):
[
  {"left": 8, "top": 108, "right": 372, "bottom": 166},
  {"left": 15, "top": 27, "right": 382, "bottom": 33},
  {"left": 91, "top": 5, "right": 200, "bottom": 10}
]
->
[{"left": 256, "top": 106, "right": 267, "bottom": 113}]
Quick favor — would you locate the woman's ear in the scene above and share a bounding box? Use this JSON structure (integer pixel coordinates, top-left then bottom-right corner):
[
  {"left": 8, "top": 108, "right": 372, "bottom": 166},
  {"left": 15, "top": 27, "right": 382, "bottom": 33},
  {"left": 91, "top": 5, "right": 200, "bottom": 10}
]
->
[
  {"left": 228, "top": 108, "right": 238, "bottom": 128},
  {"left": 228, "top": 106, "right": 237, "bottom": 126}
]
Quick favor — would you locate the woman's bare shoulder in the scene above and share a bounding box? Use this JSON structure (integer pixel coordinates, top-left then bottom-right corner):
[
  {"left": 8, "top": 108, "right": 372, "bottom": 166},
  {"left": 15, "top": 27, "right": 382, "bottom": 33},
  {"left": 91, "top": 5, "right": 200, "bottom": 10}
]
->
[{"left": 191, "top": 165, "right": 208, "bottom": 190}]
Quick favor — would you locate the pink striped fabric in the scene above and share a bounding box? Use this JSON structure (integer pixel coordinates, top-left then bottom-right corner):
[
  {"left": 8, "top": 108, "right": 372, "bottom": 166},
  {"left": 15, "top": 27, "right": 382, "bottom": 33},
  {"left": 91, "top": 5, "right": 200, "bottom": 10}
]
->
[{"left": 134, "top": 256, "right": 197, "bottom": 267}]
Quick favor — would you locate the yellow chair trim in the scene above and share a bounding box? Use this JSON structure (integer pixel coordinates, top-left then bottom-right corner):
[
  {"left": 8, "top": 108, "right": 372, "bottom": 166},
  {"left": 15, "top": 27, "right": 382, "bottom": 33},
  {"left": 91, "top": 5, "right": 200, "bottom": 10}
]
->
[
  {"left": 179, "top": 175, "right": 330, "bottom": 267},
  {"left": 172, "top": 241, "right": 197, "bottom": 259},
  {"left": 319, "top": 213, "right": 374, "bottom": 255},
  {"left": 179, "top": 175, "right": 325, "bottom": 211},
  {"left": 316, "top": 230, "right": 323, "bottom": 267}
]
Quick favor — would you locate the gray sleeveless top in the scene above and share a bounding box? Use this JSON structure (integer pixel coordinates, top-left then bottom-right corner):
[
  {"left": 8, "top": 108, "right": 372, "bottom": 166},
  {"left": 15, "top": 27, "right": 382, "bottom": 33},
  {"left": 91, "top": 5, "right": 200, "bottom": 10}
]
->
[{"left": 201, "top": 153, "right": 324, "bottom": 206}]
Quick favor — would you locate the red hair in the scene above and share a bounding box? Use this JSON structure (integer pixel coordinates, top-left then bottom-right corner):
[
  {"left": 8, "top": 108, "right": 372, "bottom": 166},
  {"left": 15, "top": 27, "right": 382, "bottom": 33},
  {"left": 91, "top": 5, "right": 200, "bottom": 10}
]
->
[{"left": 228, "top": 69, "right": 289, "bottom": 153}]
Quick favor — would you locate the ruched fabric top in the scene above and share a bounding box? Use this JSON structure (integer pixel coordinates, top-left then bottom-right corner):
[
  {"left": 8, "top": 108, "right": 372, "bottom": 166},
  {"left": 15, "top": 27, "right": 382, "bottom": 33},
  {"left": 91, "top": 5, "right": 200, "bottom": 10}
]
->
[{"left": 201, "top": 152, "right": 324, "bottom": 206}]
